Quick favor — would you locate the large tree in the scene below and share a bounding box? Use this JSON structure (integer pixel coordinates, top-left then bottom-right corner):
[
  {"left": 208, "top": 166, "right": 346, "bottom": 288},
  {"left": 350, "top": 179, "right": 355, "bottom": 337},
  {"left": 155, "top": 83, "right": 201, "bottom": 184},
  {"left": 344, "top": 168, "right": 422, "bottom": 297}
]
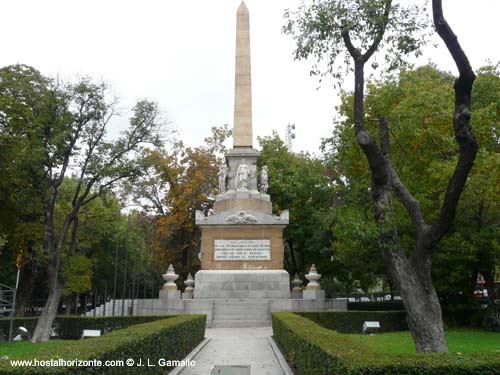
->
[
  {"left": 0, "top": 65, "right": 51, "bottom": 315},
  {"left": 286, "top": 0, "right": 478, "bottom": 352},
  {"left": 0, "top": 66, "right": 166, "bottom": 342},
  {"left": 330, "top": 64, "right": 500, "bottom": 321}
]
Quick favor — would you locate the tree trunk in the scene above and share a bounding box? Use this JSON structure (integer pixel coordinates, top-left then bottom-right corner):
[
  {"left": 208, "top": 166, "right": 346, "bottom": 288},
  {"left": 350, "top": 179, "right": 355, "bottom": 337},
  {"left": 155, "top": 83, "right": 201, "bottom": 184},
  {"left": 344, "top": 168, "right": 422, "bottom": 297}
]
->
[
  {"left": 32, "top": 212, "right": 74, "bottom": 342},
  {"left": 65, "top": 294, "right": 75, "bottom": 316},
  {"left": 286, "top": 239, "right": 298, "bottom": 274},
  {"left": 31, "top": 272, "right": 62, "bottom": 342},
  {"left": 382, "top": 248, "right": 447, "bottom": 352}
]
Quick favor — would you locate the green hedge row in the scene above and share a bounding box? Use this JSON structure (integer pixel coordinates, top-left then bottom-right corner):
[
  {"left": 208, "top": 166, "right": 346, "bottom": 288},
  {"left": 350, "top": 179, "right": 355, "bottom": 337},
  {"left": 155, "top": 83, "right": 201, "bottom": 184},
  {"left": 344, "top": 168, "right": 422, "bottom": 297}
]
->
[
  {"left": 0, "top": 314, "right": 206, "bottom": 374},
  {"left": 348, "top": 300, "right": 405, "bottom": 311},
  {"left": 0, "top": 318, "right": 38, "bottom": 340},
  {"left": 272, "top": 312, "right": 500, "bottom": 375},
  {"left": 296, "top": 311, "right": 408, "bottom": 333},
  {"left": 0, "top": 316, "right": 170, "bottom": 340}
]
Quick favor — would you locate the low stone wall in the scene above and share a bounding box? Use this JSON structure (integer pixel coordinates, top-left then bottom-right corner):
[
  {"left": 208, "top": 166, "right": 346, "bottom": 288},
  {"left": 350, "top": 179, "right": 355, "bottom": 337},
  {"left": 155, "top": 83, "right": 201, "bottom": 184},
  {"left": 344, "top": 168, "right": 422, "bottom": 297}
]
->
[{"left": 90, "top": 297, "right": 348, "bottom": 328}]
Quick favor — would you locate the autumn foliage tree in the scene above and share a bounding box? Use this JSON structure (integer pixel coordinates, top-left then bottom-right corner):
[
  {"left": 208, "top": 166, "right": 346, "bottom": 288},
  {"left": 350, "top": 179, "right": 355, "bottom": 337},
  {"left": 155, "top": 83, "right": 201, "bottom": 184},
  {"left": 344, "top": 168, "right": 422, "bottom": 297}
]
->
[{"left": 133, "top": 126, "right": 231, "bottom": 281}]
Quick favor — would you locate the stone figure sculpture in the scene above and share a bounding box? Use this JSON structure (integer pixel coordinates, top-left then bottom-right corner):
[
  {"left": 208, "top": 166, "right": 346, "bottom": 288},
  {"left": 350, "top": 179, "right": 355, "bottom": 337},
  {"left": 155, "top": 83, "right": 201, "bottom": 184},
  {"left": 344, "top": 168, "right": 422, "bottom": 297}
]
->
[
  {"left": 195, "top": 210, "right": 206, "bottom": 222},
  {"left": 235, "top": 163, "right": 250, "bottom": 190},
  {"left": 260, "top": 165, "right": 269, "bottom": 193},
  {"left": 218, "top": 161, "right": 228, "bottom": 194}
]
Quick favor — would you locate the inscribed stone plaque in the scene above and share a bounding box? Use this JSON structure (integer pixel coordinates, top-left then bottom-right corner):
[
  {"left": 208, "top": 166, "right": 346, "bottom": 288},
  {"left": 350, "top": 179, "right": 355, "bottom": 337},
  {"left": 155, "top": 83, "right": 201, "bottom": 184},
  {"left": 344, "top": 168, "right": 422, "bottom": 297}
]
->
[{"left": 214, "top": 239, "right": 271, "bottom": 260}]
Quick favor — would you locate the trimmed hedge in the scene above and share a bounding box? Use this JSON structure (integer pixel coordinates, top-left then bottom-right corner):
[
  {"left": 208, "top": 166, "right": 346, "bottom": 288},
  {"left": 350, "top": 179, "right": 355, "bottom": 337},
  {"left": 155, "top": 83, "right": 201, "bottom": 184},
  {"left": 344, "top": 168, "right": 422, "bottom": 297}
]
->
[
  {"left": 0, "top": 318, "right": 38, "bottom": 340},
  {"left": 0, "top": 316, "right": 170, "bottom": 340},
  {"left": 272, "top": 312, "right": 500, "bottom": 375},
  {"left": 296, "top": 311, "right": 408, "bottom": 333},
  {"left": 54, "top": 316, "right": 172, "bottom": 339},
  {"left": 348, "top": 300, "right": 405, "bottom": 311},
  {"left": 0, "top": 314, "right": 206, "bottom": 374}
]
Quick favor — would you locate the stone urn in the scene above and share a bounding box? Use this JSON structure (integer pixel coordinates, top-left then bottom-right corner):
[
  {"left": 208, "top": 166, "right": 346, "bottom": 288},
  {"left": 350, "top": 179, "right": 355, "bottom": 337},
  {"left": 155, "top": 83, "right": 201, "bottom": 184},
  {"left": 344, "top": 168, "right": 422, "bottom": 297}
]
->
[
  {"left": 161, "top": 264, "right": 179, "bottom": 291},
  {"left": 305, "top": 264, "right": 321, "bottom": 290},
  {"left": 184, "top": 273, "right": 195, "bottom": 293},
  {"left": 291, "top": 273, "right": 303, "bottom": 292}
]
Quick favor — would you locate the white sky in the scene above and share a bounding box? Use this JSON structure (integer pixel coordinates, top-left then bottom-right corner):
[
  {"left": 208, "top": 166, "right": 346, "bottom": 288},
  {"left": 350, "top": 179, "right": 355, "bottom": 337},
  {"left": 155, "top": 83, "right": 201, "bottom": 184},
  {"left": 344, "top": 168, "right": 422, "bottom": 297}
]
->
[{"left": 1, "top": 0, "right": 499, "bottom": 153}]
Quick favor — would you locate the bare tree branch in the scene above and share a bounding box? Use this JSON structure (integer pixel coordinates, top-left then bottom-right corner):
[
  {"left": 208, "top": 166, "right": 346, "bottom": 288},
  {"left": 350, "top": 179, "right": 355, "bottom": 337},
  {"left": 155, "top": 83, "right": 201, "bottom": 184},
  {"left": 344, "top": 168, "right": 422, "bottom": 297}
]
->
[{"left": 428, "top": 0, "right": 478, "bottom": 248}]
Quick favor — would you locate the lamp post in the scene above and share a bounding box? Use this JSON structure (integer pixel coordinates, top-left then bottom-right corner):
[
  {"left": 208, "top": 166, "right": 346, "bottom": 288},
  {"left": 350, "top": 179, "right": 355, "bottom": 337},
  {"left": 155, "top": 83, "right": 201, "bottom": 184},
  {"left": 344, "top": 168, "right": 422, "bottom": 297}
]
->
[
  {"left": 8, "top": 250, "right": 22, "bottom": 341},
  {"left": 285, "top": 123, "right": 296, "bottom": 152}
]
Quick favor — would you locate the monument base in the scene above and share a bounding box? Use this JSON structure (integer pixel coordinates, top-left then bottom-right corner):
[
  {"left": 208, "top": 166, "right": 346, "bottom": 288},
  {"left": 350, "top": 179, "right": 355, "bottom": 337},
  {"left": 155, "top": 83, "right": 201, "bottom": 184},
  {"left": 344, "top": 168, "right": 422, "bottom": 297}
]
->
[{"left": 194, "top": 270, "right": 291, "bottom": 299}]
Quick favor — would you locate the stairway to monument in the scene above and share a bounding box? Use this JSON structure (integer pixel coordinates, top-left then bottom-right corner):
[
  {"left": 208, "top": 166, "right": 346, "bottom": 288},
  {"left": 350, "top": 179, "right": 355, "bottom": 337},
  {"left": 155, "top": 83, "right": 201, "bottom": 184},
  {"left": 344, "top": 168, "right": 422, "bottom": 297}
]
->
[{"left": 211, "top": 299, "right": 271, "bottom": 328}]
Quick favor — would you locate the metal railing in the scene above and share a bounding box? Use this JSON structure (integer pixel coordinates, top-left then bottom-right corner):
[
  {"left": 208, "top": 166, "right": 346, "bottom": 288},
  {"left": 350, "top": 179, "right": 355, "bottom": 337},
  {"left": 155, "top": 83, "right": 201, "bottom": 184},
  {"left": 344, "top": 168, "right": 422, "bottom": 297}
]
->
[{"left": 0, "top": 283, "right": 15, "bottom": 319}]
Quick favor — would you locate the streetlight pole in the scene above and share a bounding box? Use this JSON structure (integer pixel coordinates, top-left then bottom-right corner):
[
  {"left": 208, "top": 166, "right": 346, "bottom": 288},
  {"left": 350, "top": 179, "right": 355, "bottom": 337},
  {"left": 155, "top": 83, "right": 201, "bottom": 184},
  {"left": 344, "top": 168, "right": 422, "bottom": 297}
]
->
[
  {"left": 7, "top": 267, "right": 21, "bottom": 341},
  {"left": 121, "top": 214, "right": 131, "bottom": 316},
  {"left": 112, "top": 209, "right": 120, "bottom": 316},
  {"left": 285, "top": 123, "right": 296, "bottom": 152}
]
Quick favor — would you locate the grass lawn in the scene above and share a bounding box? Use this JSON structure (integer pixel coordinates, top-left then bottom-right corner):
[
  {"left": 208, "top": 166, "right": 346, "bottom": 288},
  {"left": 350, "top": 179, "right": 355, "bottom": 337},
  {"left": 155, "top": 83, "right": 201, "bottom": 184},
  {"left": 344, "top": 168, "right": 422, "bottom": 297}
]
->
[
  {"left": 0, "top": 340, "right": 68, "bottom": 358},
  {"left": 350, "top": 329, "right": 500, "bottom": 354}
]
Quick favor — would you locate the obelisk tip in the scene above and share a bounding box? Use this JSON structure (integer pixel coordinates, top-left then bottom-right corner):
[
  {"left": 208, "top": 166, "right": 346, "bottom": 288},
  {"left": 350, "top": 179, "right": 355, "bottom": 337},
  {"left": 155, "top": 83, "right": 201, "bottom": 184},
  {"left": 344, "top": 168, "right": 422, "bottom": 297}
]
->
[
  {"left": 233, "top": 0, "right": 252, "bottom": 148},
  {"left": 237, "top": 1, "right": 249, "bottom": 14}
]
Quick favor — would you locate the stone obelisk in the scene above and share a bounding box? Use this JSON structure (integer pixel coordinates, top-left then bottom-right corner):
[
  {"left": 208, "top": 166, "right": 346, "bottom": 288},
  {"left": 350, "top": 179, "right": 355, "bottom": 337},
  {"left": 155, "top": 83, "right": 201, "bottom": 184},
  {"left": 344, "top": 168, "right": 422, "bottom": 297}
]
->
[
  {"left": 194, "top": 1, "right": 290, "bottom": 300},
  {"left": 233, "top": 1, "right": 252, "bottom": 148}
]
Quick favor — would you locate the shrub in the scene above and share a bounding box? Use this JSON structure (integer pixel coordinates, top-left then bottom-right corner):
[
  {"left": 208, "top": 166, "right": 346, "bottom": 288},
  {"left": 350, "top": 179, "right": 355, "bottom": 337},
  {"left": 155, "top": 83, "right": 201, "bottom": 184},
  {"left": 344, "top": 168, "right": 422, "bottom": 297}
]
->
[
  {"left": 347, "top": 300, "right": 405, "bottom": 311},
  {"left": 0, "top": 318, "right": 38, "bottom": 341},
  {"left": 0, "top": 316, "right": 170, "bottom": 340},
  {"left": 0, "top": 315, "right": 206, "bottom": 374},
  {"left": 272, "top": 312, "right": 500, "bottom": 375},
  {"left": 296, "top": 310, "right": 407, "bottom": 333},
  {"left": 54, "top": 316, "right": 171, "bottom": 339}
]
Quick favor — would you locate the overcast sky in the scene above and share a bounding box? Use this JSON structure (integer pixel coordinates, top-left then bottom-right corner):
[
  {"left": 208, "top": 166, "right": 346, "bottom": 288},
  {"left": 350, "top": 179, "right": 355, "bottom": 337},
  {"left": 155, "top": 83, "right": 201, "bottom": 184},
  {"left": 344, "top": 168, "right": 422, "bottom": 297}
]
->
[{"left": 1, "top": 0, "right": 499, "bottom": 153}]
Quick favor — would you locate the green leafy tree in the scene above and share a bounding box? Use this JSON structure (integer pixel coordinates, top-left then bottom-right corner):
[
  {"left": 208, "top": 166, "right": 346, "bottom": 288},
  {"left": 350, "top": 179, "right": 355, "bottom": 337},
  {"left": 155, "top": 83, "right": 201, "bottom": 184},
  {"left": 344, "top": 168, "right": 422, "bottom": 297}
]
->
[
  {"left": 61, "top": 254, "right": 93, "bottom": 300},
  {"left": 12, "top": 71, "right": 164, "bottom": 342},
  {"left": 330, "top": 64, "right": 500, "bottom": 320},
  {"left": 258, "top": 133, "right": 339, "bottom": 281},
  {"left": 285, "top": 0, "right": 479, "bottom": 352},
  {"left": 0, "top": 65, "right": 51, "bottom": 314}
]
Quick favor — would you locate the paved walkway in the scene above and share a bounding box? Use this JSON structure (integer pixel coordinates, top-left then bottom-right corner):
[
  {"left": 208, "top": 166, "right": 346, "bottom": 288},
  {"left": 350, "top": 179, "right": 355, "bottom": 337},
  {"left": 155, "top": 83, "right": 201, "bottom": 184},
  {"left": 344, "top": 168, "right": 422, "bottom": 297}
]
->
[{"left": 171, "top": 327, "right": 293, "bottom": 375}]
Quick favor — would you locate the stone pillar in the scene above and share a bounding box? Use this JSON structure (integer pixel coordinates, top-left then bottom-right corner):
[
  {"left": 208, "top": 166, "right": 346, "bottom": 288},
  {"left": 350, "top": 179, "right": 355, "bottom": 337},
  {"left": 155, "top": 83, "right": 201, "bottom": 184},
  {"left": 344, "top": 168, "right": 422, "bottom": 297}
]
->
[
  {"left": 159, "top": 264, "right": 181, "bottom": 300},
  {"left": 233, "top": 1, "right": 252, "bottom": 148}
]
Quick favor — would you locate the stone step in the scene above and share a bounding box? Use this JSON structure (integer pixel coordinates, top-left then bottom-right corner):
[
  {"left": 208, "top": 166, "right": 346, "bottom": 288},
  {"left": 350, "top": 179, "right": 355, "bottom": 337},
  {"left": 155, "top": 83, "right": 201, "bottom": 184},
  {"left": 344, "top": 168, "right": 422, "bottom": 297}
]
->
[
  {"left": 214, "top": 301, "right": 269, "bottom": 305},
  {"left": 214, "top": 312, "right": 269, "bottom": 317},
  {"left": 213, "top": 299, "right": 270, "bottom": 304},
  {"left": 214, "top": 305, "right": 268, "bottom": 311},
  {"left": 214, "top": 305, "right": 269, "bottom": 309},
  {"left": 211, "top": 319, "right": 271, "bottom": 328},
  {"left": 215, "top": 315, "right": 271, "bottom": 320},
  {"left": 212, "top": 299, "right": 271, "bottom": 326}
]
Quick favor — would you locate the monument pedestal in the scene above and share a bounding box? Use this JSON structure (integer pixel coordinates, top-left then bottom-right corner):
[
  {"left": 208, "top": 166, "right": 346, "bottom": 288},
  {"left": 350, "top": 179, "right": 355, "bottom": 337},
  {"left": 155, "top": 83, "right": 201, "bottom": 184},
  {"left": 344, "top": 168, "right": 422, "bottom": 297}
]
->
[
  {"left": 194, "top": 270, "right": 291, "bottom": 299},
  {"left": 303, "top": 289, "right": 325, "bottom": 301}
]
